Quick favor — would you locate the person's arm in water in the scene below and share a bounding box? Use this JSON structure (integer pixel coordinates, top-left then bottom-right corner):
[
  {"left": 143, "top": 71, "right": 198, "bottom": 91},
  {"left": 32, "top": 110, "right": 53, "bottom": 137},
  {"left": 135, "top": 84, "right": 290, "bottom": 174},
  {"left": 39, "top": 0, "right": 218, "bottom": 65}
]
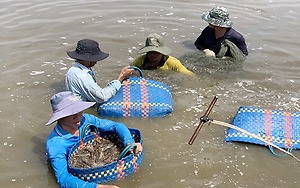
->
[
  {"left": 194, "top": 27, "right": 216, "bottom": 57},
  {"left": 83, "top": 114, "right": 143, "bottom": 154},
  {"left": 165, "top": 56, "right": 195, "bottom": 76},
  {"left": 46, "top": 129, "right": 120, "bottom": 188},
  {"left": 228, "top": 30, "right": 248, "bottom": 56},
  {"left": 66, "top": 64, "right": 133, "bottom": 103},
  {"left": 194, "top": 26, "right": 209, "bottom": 50}
]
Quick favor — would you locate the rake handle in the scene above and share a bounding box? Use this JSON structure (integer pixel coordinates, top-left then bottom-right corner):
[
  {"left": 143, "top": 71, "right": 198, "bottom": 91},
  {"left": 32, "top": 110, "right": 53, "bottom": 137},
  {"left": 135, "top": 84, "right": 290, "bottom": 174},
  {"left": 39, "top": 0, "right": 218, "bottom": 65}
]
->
[{"left": 188, "top": 96, "right": 218, "bottom": 145}]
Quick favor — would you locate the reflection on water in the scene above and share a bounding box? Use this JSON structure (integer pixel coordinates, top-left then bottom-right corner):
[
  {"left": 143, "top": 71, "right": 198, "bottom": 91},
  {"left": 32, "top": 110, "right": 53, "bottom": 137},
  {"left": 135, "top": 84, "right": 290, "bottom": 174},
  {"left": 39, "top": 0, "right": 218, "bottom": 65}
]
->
[{"left": 1, "top": 0, "right": 300, "bottom": 188}]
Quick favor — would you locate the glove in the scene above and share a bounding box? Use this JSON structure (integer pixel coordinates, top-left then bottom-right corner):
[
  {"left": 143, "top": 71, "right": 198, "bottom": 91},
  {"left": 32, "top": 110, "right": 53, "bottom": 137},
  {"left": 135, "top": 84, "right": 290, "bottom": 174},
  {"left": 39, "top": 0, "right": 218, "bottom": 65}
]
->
[{"left": 203, "top": 49, "right": 216, "bottom": 57}]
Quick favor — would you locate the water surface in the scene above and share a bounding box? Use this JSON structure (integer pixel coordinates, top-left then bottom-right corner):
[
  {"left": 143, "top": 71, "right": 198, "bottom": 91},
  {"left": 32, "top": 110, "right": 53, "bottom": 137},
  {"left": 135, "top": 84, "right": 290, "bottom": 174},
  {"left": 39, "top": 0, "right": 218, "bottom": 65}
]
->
[{"left": 1, "top": 0, "right": 300, "bottom": 187}]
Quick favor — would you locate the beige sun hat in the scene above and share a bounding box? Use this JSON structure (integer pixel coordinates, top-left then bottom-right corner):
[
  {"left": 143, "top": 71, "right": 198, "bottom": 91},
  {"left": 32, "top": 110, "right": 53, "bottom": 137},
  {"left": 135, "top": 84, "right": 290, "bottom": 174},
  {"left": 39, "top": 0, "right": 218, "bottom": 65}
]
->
[{"left": 138, "top": 33, "right": 172, "bottom": 55}]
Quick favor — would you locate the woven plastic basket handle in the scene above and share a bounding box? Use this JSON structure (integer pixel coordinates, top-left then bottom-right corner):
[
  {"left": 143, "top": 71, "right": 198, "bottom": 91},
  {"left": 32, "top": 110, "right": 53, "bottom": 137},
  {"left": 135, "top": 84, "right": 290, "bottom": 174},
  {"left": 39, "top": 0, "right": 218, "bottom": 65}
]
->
[
  {"left": 117, "top": 143, "right": 136, "bottom": 161},
  {"left": 80, "top": 124, "right": 99, "bottom": 139},
  {"left": 269, "top": 145, "right": 293, "bottom": 157},
  {"left": 129, "top": 66, "right": 144, "bottom": 78}
]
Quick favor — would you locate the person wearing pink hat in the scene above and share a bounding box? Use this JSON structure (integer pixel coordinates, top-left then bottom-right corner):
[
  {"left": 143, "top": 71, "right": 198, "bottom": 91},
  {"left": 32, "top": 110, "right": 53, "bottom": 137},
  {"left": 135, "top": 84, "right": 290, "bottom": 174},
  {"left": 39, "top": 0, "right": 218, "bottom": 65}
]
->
[{"left": 45, "top": 91, "right": 142, "bottom": 188}]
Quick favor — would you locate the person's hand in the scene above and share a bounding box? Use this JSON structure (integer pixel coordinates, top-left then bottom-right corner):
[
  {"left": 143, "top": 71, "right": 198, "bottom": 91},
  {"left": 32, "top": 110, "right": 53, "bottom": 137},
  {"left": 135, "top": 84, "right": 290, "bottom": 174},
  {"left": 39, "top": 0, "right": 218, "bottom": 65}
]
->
[
  {"left": 203, "top": 49, "right": 216, "bottom": 57},
  {"left": 97, "top": 184, "right": 119, "bottom": 188},
  {"left": 117, "top": 66, "right": 133, "bottom": 82},
  {"left": 133, "top": 143, "right": 143, "bottom": 155},
  {"left": 127, "top": 142, "right": 143, "bottom": 155}
]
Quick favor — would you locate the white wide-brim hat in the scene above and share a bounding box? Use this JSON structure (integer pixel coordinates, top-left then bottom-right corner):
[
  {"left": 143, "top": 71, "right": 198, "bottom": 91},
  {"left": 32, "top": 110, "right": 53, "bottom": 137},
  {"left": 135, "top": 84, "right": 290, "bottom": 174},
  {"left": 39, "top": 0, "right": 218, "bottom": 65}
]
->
[{"left": 46, "top": 91, "right": 95, "bottom": 125}]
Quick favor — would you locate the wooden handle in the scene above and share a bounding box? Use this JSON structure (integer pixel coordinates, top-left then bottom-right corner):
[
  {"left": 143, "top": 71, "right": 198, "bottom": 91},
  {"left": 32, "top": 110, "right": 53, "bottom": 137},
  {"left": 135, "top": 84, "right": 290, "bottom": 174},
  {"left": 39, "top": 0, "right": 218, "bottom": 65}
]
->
[{"left": 188, "top": 96, "right": 218, "bottom": 145}]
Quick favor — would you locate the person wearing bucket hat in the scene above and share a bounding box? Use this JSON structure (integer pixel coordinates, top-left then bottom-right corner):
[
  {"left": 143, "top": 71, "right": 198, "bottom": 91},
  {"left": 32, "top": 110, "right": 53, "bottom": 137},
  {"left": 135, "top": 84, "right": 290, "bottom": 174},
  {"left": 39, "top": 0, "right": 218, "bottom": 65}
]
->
[
  {"left": 65, "top": 39, "right": 133, "bottom": 105},
  {"left": 45, "top": 91, "right": 143, "bottom": 188},
  {"left": 194, "top": 6, "right": 248, "bottom": 61},
  {"left": 131, "top": 33, "right": 194, "bottom": 75}
]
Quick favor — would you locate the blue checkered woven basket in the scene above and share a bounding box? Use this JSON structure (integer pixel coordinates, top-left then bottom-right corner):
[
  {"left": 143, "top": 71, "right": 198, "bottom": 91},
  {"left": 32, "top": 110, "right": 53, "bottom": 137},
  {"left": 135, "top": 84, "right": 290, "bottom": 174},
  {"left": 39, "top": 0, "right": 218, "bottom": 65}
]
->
[
  {"left": 68, "top": 128, "right": 143, "bottom": 184},
  {"left": 225, "top": 106, "right": 300, "bottom": 150},
  {"left": 97, "top": 72, "right": 174, "bottom": 117}
]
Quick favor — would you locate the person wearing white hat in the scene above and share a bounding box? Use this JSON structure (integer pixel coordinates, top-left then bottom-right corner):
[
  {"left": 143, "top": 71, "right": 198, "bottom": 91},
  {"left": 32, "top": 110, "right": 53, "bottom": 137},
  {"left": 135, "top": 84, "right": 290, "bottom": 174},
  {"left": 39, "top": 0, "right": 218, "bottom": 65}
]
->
[
  {"left": 194, "top": 6, "right": 248, "bottom": 61},
  {"left": 132, "top": 33, "right": 194, "bottom": 75},
  {"left": 45, "top": 91, "right": 142, "bottom": 188}
]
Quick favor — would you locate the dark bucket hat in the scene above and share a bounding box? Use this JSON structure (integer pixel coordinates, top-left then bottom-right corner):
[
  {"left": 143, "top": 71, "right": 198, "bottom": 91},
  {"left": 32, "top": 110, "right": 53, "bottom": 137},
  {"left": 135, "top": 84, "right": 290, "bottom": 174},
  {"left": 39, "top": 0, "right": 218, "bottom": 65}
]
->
[
  {"left": 67, "top": 39, "right": 109, "bottom": 62},
  {"left": 202, "top": 6, "right": 233, "bottom": 28},
  {"left": 46, "top": 91, "right": 95, "bottom": 125}
]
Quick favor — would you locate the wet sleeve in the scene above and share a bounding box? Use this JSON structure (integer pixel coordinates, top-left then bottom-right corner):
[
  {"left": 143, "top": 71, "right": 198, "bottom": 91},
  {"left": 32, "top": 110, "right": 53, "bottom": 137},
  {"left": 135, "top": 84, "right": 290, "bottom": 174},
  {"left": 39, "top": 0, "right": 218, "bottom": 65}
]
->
[
  {"left": 131, "top": 55, "right": 145, "bottom": 68},
  {"left": 66, "top": 68, "right": 121, "bottom": 103},
  {"left": 194, "top": 27, "right": 209, "bottom": 50},
  {"left": 46, "top": 139, "right": 97, "bottom": 188},
  {"left": 167, "top": 56, "right": 195, "bottom": 76},
  {"left": 228, "top": 30, "right": 248, "bottom": 56},
  {"left": 235, "top": 36, "right": 248, "bottom": 56},
  {"left": 88, "top": 80, "right": 121, "bottom": 103}
]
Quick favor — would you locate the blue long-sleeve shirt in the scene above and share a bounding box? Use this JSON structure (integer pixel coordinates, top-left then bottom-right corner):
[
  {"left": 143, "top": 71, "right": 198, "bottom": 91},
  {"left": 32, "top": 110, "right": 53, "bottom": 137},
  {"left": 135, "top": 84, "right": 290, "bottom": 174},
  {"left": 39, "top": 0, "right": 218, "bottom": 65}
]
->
[
  {"left": 65, "top": 62, "right": 121, "bottom": 104},
  {"left": 194, "top": 26, "right": 248, "bottom": 56},
  {"left": 46, "top": 113, "right": 135, "bottom": 188}
]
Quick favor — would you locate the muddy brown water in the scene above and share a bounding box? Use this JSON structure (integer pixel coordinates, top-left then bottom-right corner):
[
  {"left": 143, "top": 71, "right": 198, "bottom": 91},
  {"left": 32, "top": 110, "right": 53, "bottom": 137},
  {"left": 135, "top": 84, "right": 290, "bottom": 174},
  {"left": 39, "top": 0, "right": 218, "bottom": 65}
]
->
[{"left": 1, "top": 0, "right": 300, "bottom": 187}]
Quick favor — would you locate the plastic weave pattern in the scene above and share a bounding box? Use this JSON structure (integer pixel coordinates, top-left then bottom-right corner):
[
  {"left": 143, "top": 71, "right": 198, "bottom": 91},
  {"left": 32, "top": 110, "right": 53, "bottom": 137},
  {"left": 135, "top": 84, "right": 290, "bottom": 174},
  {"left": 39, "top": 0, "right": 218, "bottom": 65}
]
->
[
  {"left": 97, "top": 77, "right": 173, "bottom": 117},
  {"left": 225, "top": 106, "right": 300, "bottom": 149},
  {"left": 68, "top": 128, "right": 144, "bottom": 184}
]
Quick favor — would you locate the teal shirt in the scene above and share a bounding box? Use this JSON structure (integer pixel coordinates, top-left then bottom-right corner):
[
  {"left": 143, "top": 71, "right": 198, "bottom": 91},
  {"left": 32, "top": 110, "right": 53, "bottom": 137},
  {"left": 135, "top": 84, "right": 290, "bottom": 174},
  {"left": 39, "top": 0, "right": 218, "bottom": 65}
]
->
[{"left": 46, "top": 113, "right": 135, "bottom": 188}]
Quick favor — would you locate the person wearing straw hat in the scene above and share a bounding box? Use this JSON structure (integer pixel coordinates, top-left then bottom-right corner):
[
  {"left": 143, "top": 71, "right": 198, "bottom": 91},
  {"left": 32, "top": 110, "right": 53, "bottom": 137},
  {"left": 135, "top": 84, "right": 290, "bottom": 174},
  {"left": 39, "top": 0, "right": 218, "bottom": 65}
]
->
[
  {"left": 66, "top": 39, "right": 133, "bottom": 104},
  {"left": 131, "top": 33, "right": 194, "bottom": 75},
  {"left": 194, "top": 6, "right": 248, "bottom": 62},
  {"left": 45, "top": 91, "right": 143, "bottom": 188}
]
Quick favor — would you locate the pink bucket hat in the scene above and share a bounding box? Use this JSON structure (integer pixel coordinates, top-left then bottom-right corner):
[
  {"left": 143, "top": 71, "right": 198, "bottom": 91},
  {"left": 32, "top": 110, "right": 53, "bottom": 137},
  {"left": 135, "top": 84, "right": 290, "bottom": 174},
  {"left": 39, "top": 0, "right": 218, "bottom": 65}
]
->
[{"left": 46, "top": 91, "right": 95, "bottom": 125}]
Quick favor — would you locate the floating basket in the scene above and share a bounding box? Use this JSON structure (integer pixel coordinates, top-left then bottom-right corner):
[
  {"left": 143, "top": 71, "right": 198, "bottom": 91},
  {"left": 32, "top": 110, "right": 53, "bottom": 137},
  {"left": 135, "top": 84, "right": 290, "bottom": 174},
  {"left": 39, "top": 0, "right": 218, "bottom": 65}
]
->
[
  {"left": 98, "top": 66, "right": 173, "bottom": 118},
  {"left": 68, "top": 128, "right": 143, "bottom": 184},
  {"left": 225, "top": 106, "right": 300, "bottom": 150}
]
